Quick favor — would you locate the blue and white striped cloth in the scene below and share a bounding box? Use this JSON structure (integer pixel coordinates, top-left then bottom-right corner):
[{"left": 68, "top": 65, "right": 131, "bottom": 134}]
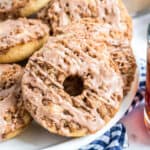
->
[
  {"left": 80, "top": 123, "right": 127, "bottom": 150},
  {"left": 80, "top": 59, "right": 146, "bottom": 150}
]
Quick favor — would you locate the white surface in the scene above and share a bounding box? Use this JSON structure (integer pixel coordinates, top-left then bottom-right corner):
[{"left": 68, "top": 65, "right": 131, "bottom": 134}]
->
[{"left": 121, "top": 13, "right": 150, "bottom": 150}]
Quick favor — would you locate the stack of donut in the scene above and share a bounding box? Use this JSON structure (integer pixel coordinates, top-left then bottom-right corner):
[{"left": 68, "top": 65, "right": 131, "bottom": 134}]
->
[{"left": 0, "top": 0, "right": 136, "bottom": 140}]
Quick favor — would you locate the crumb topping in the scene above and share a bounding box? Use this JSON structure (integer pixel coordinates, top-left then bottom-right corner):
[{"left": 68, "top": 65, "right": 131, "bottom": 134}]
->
[{"left": 0, "top": 18, "right": 49, "bottom": 54}]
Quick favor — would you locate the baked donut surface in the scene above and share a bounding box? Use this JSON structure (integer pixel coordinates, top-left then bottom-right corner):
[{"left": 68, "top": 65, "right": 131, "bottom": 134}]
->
[
  {"left": 19, "top": 0, "right": 51, "bottom": 17},
  {"left": 0, "top": 0, "right": 28, "bottom": 19},
  {"left": 0, "top": 64, "right": 31, "bottom": 141},
  {"left": 0, "top": 18, "right": 49, "bottom": 63},
  {"left": 56, "top": 18, "right": 136, "bottom": 95},
  {"left": 0, "top": 0, "right": 27, "bottom": 13},
  {"left": 0, "top": 0, "right": 51, "bottom": 19},
  {"left": 22, "top": 34, "right": 123, "bottom": 137},
  {"left": 108, "top": 46, "right": 136, "bottom": 95},
  {"left": 38, "top": 0, "right": 132, "bottom": 39},
  {"left": 56, "top": 18, "right": 130, "bottom": 46}
]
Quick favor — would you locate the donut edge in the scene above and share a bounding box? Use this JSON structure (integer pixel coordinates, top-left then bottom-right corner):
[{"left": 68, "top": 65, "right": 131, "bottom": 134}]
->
[
  {"left": 1, "top": 112, "right": 32, "bottom": 141},
  {"left": 20, "top": 0, "right": 51, "bottom": 17},
  {"left": 0, "top": 35, "right": 48, "bottom": 63}
]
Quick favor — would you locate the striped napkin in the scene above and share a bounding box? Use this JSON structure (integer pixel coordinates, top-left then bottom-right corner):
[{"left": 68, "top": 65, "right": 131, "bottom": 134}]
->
[{"left": 80, "top": 59, "right": 146, "bottom": 150}]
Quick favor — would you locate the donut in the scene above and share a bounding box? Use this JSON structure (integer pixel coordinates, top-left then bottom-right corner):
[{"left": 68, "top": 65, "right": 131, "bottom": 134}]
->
[
  {"left": 0, "top": 0, "right": 51, "bottom": 19},
  {"left": 56, "top": 18, "right": 136, "bottom": 95},
  {"left": 0, "top": 64, "right": 31, "bottom": 141},
  {"left": 22, "top": 34, "right": 123, "bottom": 137},
  {"left": 37, "top": 0, "right": 132, "bottom": 39},
  {"left": 19, "top": 0, "right": 51, "bottom": 17},
  {"left": 0, "top": 0, "right": 27, "bottom": 20},
  {"left": 0, "top": 18, "right": 49, "bottom": 63},
  {"left": 56, "top": 18, "right": 130, "bottom": 46},
  {"left": 109, "top": 46, "right": 136, "bottom": 95}
]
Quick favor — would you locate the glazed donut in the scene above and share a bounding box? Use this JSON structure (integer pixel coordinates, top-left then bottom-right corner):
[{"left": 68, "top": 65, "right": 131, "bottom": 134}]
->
[
  {"left": 56, "top": 18, "right": 130, "bottom": 46},
  {"left": 109, "top": 46, "right": 136, "bottom": 95},
  {"left": 56, "top": 18, "right": 137, "bottom": 95},
  {"left": 38, "top": 0, "right": 132, "bottom": 39},
  {"left": 0, "top": 64, "right": 31, "bottom": 141},
  {"left": 22, "top": 34, "right": 123, "bottom": 137},
  {"left": 0, "top": 0, "right": 51, "bottom": 19},
  {"left": 0, "top": 18, "right": 49, "bottom": 63}
]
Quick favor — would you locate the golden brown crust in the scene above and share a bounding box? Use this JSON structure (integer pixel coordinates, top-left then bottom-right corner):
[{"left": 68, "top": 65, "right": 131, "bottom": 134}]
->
[
  {"left": 0, "top": 18, "right": 49, "bottom": 53},
  {"left": 1, "top": 112, "right": 31, "bottom": 141},
  {"left": 22, "top": 34, "right": 123, "bottom": 137},
  {"left": 0, "top": 35, "right": 48, "bottom": 63},
  {"left": 0, "top": 18, "right": 49, "bottom": 63},
  {"left": 20, "top": 0, "right": 51, "bottom": 17}
]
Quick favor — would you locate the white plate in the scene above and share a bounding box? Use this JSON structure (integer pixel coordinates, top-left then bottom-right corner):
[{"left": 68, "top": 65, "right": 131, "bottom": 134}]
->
[{"left": 0, "top": 68, "right": 139, "bottom": 150}]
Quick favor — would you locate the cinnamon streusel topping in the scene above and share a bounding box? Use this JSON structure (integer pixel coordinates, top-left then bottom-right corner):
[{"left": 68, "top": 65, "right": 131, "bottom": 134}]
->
[
  {"left": 56, "top": 18, "right": 136, "bottom": 95},
  {"left": 22, "top": 34, "right": 123, "bottom": 136},
  {"left": 0, "top": 64, "right": 30, "bottom": 140},
  {"left": 0, "top": 0, "right": 28, "bottom": 12},
  {"left": 38, "top": 0, "right": 132, "bottom": 38},
  {"left": 0, "top": 18, "right": 49, "bottom": 54}
]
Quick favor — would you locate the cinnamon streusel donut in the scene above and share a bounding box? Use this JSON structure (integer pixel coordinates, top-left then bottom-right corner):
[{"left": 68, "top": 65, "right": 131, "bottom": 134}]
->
[
  {"left": 0, "top": 0, "right": 51, "bottom": 19},
  {"left": 56, "top": 18, "right": 136, "bottom": 95},
  {"left": 0, "top": 64, "right": 31, "bottom": 141},
  {"left": 38, "top": 0, "right": 132, "bottom": 39},
  {"left": 22, "top": 34, "right": 123, "bottom": 137},
  {"left": 0, "top": 18, "right": 49, "bottom": 63},
  {"left": 108, "top": 46, "right": 136, "bottom": 95}
]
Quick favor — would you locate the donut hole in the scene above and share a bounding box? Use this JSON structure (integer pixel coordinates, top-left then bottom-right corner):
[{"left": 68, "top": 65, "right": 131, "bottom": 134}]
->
[
  {"left": 0, "top": 96, "right": 4, "bottom": 101},
  {"left": 63, "top": 75, "right": 84, "bottom": 96}
]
